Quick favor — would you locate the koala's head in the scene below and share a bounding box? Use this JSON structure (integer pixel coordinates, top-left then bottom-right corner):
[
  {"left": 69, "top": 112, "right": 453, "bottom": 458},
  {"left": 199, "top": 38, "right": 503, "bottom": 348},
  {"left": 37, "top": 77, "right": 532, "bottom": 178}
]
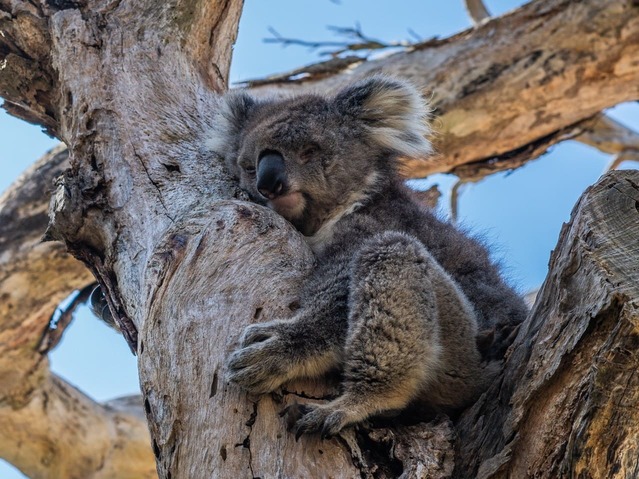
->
[{"left": 208, "top": 76, "right": 431, "bottom": 235}]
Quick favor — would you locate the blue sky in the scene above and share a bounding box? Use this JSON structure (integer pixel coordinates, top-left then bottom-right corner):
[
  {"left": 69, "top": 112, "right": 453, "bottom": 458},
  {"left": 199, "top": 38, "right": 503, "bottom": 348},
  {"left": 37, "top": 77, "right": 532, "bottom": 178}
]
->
[{"left": 1, "top": 1, "right": 638, "bottom": 477}]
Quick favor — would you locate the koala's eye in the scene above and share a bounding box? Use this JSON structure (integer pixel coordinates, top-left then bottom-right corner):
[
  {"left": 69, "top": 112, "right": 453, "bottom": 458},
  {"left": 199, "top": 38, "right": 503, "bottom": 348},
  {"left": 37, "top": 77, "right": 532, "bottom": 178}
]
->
[
  {"left": 300, "top": 145, "right": 320, "bottom": 162},
  {"left": 240, "top": 158, "right": 256, "bottom": 175}
]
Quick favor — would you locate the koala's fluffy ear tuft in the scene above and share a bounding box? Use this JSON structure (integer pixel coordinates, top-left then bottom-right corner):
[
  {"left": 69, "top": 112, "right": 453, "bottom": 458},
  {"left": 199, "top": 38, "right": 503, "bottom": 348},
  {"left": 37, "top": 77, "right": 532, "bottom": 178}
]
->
[
  {"left": 205, "top": 91, "right": 257, "bottom": 172},
  {"left": 334, "top": 76, "right": 432, "bottom": 159}
]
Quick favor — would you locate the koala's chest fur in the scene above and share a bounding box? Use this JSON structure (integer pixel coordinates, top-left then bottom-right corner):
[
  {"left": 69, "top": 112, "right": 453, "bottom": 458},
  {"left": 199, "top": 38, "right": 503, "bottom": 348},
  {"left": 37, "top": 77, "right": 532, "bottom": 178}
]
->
[{"left": 309, "top": 186, "right": 463, "bottom": 301}]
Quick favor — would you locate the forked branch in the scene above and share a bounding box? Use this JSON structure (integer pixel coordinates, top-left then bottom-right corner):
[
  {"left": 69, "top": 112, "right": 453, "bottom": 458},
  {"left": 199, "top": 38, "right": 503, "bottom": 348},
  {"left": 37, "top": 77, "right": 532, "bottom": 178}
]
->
[{"left": 264, "top": 23, "right": 419, "bottom": 58}]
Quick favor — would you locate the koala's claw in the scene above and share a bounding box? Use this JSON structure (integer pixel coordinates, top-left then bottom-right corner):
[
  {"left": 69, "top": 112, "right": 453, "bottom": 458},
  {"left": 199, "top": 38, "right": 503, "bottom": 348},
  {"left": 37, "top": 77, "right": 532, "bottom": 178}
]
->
[
  {"left": 226, "top": 339, "right": 289, "bottom": 394},
  {"left": 228, "top": 321, "right": 301, "bottom": 394},
  {"left": 240, "top": 323, "right": 276, "bottom": 347},
  {"left": 283, "top": 402, "right": 349, "bottom": 440}
]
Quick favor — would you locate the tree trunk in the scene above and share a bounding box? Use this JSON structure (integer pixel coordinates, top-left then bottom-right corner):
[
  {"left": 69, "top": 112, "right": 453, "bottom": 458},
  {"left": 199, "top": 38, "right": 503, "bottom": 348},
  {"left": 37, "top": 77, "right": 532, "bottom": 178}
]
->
[
  {"left": 1, "top": 0, "right": 639, "bottom": 477},
  {"left": 454, "top": 170, "right": 639, "bottom": 478}
]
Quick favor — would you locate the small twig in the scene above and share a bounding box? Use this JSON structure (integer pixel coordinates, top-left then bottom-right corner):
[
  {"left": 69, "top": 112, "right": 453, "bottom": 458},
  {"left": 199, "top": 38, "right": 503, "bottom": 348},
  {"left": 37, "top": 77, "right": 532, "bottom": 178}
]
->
[
  {"left": 264, "top": 27, "right": 349, "bottom": 52},
  {"left": 574, "top": 113, "right": 639, "bottom": 172},
  {"left": 38, "top": 283, "right": 96, "bottom": 354},
  {"left": 450, "top": 180, "right": 468, "bottom": 224},
  {"left": 237, "top": 56, "right": 364, "bottom": 87},
  {"left": 605, "top": 151, "right": 639, "bottom": 171},
  {"left": 264, "top": 24, "right": 416, "bottom": 58},
  {"left": 407, "top": 28, "right": 423, "bottom": 43},
  {"left": 464, "top": 0, "right": 492, "bottom": 25}
]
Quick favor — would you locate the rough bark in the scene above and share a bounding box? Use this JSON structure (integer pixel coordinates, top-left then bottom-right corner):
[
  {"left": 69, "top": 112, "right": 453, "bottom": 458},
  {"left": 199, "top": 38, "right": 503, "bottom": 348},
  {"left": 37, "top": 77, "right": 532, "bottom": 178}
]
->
[
  {"left": 0, "top": 147, "right": 155, "bottom": 478},
  {"left": 454, "top": 170, "right": 639, "bottom": 478},
  {"left": 1, "top": 0, "right": 639, "bottom": 478}
]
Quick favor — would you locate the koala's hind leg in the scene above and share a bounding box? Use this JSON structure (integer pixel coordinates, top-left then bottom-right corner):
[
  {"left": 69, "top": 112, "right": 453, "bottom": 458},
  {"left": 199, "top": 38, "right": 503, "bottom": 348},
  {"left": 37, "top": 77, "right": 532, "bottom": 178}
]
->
[{"left": 292, "top": 232, "right": 445, "bottom": 438}]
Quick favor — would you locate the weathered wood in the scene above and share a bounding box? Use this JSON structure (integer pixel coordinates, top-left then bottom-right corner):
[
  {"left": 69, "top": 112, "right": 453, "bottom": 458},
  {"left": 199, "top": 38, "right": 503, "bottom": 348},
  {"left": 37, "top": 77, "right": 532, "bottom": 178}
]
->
[
  {"left": 0, "top": 147, "right": 155, "bottom": 478},
  {"left": 0, "top": 146, "right": 88, "bottom": 405},
  {"left": 455, "top": 170, "right": 639, "bottom": 478},
  {"left": 1, "top": 0, "right": 639, "bottom": 477},
  {"left": 3, "top": 0, "right": 639, "bottom": 179}
]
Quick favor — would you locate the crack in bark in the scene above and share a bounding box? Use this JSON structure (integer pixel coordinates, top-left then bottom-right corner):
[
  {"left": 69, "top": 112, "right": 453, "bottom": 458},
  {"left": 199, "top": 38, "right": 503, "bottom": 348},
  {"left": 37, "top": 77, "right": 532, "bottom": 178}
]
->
[
  {"left": 132, "top": 147, "right": 175, "bottom": 222},
  {"left": 234, "top": 400, "right": 259, "bottom": 479},
  {"left": 335, "top": 432, "right": 370, "bottom": 479},
  {"left": 280, "top": 388, "right": 337, "bottom": 401}
]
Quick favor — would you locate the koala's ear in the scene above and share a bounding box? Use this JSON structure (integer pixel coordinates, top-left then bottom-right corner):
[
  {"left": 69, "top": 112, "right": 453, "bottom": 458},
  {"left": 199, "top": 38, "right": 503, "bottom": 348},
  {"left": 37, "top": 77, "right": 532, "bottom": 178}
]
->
[
  {"left": 334, "top": 76, "right": 432, "bottom": 159},
  {"left": 205, "top": 91, "right": 257, "bottom": 158}
]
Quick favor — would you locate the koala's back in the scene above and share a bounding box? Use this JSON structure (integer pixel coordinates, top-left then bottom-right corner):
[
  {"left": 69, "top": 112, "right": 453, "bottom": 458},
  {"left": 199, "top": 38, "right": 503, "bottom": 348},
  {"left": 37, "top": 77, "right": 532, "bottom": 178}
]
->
[{"left": 316, "top": 181, "right": 528, "bottom": 360}]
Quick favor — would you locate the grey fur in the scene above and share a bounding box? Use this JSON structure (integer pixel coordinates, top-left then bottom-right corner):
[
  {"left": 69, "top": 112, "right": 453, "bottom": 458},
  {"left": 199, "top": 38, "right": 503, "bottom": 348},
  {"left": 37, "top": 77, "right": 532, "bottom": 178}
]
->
[{"left": 216, "top": 77, "right": 528, "bottom": 437}]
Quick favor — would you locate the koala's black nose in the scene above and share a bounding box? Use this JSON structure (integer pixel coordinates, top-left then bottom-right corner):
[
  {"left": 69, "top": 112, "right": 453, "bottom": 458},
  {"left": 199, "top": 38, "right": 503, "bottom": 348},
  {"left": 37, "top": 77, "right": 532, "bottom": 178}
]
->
[{"left": 257, "top": 152, "right": 287, "bottom": 200}]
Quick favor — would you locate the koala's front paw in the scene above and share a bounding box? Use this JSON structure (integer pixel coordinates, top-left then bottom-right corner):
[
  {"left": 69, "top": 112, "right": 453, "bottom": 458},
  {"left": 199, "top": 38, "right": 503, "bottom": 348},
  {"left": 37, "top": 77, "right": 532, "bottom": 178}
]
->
[
  {"left": 226, "top": 321, "right": 297, "bottom": 394},
  {"left": 283, "top": 402, "right": 350, "bottom": 440}
]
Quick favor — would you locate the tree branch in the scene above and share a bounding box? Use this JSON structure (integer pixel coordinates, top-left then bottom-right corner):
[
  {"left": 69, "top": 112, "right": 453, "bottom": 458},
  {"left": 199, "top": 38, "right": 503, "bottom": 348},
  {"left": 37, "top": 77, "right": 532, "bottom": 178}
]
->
[
  {"left": 448, "top": 113, "right": 639, "bottom": 221},
  {"left": 0, "top": 147, "right": 155, "bottom": 478},
  {"left": 455, "top": 170, "right": 639, "bottom": 477},
  {"left": 0, "top": 376, "right": 155, "bottom": 479},
  {"left": 576, "top": 113, "right": 639, "bottom": 169},
  {"left": 263, "top": 24, "right": 415, "bottom": 58},
  {"left": 37, "top": 282, "right": 95, "bottom": 354},
  {"left": 1, "top": 0, "right": 639, "bottom": 477},
  {"left": 0, "top": 1, "right": 59, "bottom": 134}
]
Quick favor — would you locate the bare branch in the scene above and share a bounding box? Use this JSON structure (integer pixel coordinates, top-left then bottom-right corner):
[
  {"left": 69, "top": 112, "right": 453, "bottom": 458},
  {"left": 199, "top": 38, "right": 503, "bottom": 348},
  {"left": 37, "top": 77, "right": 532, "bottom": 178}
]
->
[
  {"left": 450, "top": 180, "right": 468, "bottom": 224},
  {"left": 238, "top": 56, "right": 365, "bottom": 87},
  {"left": 451, "top": 112, "right": 639, "bottom": 211},
  {"left": 465, "top": 0, "right": 492, "bottom": 25},
  {"left": 37, "top": 283, "right": 95, "bottom": 354},
  {"left": 0, "top": 376, "right": 155, "bottom": 479},
  {"left": 575, "top": 113, "right": 639, "bottom": 170},
  {"left": 264, "top": 23, "right": 415, "bottom": 58},
  {"left": 447, "top": 111, "right": 639, "bottom": 222},
  {"left": 264, "top": 27, "right": 351, "bottom": 51},
  {"left": 606, "top": 150, "right": 639, "bottom": 171}
]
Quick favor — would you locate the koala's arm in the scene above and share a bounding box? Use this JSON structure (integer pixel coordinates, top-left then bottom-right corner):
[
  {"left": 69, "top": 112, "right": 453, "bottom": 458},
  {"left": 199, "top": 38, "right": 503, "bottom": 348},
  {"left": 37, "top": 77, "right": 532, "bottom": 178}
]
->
[{"left": 226, "top": 258, "right": 350, "bottom": 394}]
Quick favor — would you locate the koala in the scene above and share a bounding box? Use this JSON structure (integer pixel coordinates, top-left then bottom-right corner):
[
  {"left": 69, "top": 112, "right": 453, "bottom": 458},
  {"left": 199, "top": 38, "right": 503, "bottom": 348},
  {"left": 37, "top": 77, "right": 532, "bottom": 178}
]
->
[{"left": 211, "top": 76, "right": 529, "bottom": 438}]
